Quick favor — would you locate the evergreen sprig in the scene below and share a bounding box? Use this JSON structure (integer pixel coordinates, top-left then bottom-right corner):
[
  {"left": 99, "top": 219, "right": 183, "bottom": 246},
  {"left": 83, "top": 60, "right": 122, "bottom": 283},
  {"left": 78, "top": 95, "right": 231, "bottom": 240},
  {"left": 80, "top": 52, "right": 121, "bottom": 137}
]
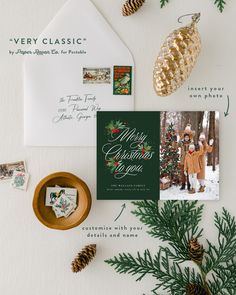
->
[
  {"left": 214, "top": 0, "right": 226, "bottom": 13},
  {"left": 208, "top": 260, "right": 236, "bottom": 295},
  {"left": 105, "top": 247, "right": 202, "bottom": 295},
  {"left": 132, "top": 200, "right": 204, "bottom": 262},
  {"left": 203, "top": 208, "right": 236, "bottom": 274},
  {"left": 158, "top": 0, "right": 227, "bottom": 12},
  {"left": 160, "top": 0, "right": 169, "bottom": 8},
  {"left": 105, "top": 202, "right": 236, "bottom": 294}
]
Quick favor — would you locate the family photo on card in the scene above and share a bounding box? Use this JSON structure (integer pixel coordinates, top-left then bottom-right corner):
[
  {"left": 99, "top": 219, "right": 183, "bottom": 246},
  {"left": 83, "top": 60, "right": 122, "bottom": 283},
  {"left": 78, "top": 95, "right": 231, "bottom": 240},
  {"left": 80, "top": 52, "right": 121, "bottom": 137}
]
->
[{"left": 160, "top": 111, "right": 219, "bottom": 200}]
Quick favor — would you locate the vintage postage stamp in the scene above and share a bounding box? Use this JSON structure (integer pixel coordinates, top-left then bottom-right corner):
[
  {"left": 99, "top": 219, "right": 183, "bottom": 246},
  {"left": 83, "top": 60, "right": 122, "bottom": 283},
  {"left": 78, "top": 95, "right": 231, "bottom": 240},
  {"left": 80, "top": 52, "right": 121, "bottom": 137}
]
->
[
  {"left": 83, "top": 67, "right": 111, "bottom": 84},
  {"left": 45, "top": 187, "right": 77, "bottom": 206},
  {"left": 52, "top": 193, "right": 77, "bottom": 218},
  {"left": 11, "top": 171, "right": 29, "bottom": 190},
  {"left": 113, "top": 66, "right": 132, "bottom": 95},
  {"left": 0, "top": 161, "right": 26, "bottom": 181}
]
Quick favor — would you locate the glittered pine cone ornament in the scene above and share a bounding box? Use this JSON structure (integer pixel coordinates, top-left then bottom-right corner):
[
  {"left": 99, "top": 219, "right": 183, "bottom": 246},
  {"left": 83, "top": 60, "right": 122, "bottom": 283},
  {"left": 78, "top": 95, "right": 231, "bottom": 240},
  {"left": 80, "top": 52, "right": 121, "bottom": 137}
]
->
[
  {"left": 153, "top": 13, "right": 201, "bottom": 97},
  {"left": 186, "top": 284, "right": 209, "bottom": 295},
  {"left": 122, "top": 0, "right": 145, "bottom": 16},
  {"left": 71, "top": 244, "right": 96, "bottom": 273},
  {"left": 188, "top": 238, "right": 204, "bottom": 264}
]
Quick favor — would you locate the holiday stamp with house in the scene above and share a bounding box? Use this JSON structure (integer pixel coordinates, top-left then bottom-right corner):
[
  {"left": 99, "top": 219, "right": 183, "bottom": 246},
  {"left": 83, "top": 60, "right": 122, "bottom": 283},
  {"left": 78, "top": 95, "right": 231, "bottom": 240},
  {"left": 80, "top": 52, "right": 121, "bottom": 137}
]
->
[{"left": 83, "top": 67, "right": 111, "bottom": 84}]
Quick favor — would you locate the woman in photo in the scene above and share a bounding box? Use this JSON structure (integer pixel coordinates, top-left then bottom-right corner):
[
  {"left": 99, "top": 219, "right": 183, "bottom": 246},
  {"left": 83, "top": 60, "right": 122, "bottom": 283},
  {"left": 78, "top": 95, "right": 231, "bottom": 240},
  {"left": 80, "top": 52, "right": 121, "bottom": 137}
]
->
[{"left": 184, "top": 142, "right": 204, "bottom": 194}]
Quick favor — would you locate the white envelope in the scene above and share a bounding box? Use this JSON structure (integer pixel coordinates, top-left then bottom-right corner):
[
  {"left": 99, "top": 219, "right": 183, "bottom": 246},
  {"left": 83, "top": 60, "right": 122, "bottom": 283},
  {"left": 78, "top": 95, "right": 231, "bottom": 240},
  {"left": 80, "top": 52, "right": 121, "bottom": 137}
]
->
[{"left": 24, "top": 0, "right": 134, "bottom": 146}]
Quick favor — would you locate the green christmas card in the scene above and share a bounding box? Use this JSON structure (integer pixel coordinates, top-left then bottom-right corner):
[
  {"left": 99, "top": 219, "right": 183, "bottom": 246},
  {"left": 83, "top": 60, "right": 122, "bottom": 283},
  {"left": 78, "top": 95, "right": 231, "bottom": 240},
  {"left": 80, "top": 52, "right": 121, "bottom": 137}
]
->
[
  {"left": 97, "top": 111, "right": 160, "bottom": 200},
  {"left": 97, "top": 111, "right": 219, "bottom": 201}
]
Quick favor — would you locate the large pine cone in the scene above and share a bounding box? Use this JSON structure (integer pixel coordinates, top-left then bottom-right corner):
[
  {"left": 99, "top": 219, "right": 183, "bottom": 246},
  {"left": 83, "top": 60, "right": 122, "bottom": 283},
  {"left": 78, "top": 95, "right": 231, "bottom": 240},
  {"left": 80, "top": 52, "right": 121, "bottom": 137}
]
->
[
  {"left": 122, "top": 0, "right": 145, "bottom": 16},
  {"left": 153, "top": 13, "right": 201, "bottom": 96},
  {"left": 71, "top": 244, "right": 96, "bottom": 273},
  {"left": 186, "top": 284, "right": 209, "bottom": 295},
  {"left": 188, "top": 238, "right": 204, "bottom": 264}
]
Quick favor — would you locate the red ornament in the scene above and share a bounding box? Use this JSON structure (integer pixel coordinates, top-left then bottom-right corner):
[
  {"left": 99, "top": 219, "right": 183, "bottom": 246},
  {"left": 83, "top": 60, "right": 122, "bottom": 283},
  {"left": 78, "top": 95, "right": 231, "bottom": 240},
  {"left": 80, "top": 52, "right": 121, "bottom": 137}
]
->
[{"left": 112, "top": 128, "right": 120, "bottom": 133}]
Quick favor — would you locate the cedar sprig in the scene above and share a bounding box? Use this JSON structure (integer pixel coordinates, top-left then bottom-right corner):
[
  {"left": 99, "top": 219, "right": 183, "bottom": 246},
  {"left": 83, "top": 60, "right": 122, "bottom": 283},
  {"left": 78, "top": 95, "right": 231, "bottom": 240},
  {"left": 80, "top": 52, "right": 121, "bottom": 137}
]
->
[
  {"left": 214, "top": 0, "right": 226, "bottom": 13},
  {"left": 105, "top": 202, "right": 236, "bottom": 294},
  {"left": 160, "top": 0, "right": 169, "bottom": 8},
  {"left": 132, "top": 200, "right": 204, "bottom": 262},
  {"left": 106, "top": 247, "right": 203, "bottom": 295},
  {"left": 159, "top": 0, "right": 226, "bottom": 12}
]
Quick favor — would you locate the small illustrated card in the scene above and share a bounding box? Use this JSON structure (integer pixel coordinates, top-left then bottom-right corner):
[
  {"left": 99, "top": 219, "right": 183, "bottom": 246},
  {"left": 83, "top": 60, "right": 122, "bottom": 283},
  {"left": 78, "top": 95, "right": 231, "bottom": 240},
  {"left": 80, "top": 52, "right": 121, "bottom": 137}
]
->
[
  {"left": 97, "top": 111, "right": 220, "bottom": 201},
  {"left": 45, "top": 187, "right": 77, "bottom": 206},
  {"left": 97, "top": 111, "right": 160, "bottom": 200},
  {"left": 11, "top": 171, "right": 29, "bottom": 190},
  {"left": 24, "top": 0, "right": 134, "bottom": 146},
  {"left": 52, "top": 193, "right": 77, "bottom": 218}
]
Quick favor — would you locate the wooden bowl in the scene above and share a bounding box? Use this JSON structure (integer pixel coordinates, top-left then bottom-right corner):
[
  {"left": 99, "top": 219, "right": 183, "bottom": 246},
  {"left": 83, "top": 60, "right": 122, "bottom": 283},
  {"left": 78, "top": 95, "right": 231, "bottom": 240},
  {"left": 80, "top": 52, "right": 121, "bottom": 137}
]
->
[{"left": 33, "top": 172, "right": 92, "bottom": 230}]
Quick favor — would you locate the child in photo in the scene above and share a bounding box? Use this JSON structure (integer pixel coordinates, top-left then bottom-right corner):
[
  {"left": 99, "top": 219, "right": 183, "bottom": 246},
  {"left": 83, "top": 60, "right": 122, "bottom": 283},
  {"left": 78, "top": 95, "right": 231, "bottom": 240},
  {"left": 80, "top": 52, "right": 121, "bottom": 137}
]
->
[
  {"left": 178, "top": 124, "right": 195, "bottom": 191},
  {"left": 184, "top": 142, "right": 204, "bottom": 194}
]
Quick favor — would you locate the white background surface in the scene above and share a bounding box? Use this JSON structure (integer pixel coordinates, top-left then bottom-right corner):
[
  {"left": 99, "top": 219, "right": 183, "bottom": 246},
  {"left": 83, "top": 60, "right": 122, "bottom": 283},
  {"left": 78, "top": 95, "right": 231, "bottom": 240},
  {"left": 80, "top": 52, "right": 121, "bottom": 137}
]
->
[{"left": 0, "top": 0, "right": 236, "bottom": 294}]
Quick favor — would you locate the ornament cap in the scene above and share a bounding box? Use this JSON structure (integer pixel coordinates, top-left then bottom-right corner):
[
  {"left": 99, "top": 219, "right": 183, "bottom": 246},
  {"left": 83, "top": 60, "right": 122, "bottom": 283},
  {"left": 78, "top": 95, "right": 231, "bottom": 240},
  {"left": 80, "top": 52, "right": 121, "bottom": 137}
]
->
[{"left": 178, "top": 12, "right": 201, "bottom": 24}]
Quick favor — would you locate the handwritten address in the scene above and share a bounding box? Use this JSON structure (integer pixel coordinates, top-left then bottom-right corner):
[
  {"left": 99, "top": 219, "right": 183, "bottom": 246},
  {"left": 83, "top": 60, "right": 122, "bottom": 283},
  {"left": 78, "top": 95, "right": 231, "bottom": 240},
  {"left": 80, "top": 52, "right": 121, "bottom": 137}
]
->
[{"left": 52, "top": 94, "right": 101, "bottom": 123}]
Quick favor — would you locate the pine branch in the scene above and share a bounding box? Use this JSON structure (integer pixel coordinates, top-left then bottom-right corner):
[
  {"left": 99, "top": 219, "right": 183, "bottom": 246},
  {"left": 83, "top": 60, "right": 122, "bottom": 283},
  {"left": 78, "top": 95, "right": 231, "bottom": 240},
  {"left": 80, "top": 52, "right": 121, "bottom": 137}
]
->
[
  {"left": 132, "top": 201, "right": 204, "bottom": 262},
  {"left": 203, "top": 208, "right": 236, "bottom": 274},
  {"left": 105, "top": 247, "right": 202, "bottom": 295},
  {"left": 160, "top": 0, "right": 169, "bottom": 8},
  {"left": 214, "top": 0, "right": 226, "bottom": 13},
  {"left": 105, "top": 249, "right": 158, "bottom": 281},
  {"left": 208, "top": 259, "right": 236, "bottom": 294}
]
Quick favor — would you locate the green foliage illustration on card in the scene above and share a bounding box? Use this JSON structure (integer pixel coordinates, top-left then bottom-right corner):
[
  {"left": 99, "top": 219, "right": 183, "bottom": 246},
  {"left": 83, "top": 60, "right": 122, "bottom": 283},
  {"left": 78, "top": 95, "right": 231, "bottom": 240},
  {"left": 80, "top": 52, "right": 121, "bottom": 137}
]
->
[{"left": 105, "top": 201, "right": 236, "bottom": 294}]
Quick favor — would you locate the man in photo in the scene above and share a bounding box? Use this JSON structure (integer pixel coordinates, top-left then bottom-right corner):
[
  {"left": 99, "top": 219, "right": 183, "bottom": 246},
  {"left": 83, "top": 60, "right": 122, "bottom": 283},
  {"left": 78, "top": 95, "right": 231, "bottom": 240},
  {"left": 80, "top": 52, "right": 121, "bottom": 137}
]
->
[
  {"left": 178, "top": 124, "right": 195, "bottom": 191},
  {"left": 197, "top": 133, "right": 214, "bottom": 192}
]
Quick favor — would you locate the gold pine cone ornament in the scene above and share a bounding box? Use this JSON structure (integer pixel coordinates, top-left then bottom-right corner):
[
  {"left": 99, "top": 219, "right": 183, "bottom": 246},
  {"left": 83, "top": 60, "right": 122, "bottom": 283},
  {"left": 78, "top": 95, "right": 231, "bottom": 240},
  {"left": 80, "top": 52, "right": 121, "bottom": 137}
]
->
[{"left": 153, "top": 13, "right": 201, "bottom": 97}]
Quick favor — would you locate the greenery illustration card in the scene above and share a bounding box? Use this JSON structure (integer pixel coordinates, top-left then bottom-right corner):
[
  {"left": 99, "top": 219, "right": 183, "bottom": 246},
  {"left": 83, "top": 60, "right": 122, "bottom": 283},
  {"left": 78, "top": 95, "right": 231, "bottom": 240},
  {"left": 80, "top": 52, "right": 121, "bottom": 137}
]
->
[{"left": 97, "top": 111, "right": 160, "bottom": 200}]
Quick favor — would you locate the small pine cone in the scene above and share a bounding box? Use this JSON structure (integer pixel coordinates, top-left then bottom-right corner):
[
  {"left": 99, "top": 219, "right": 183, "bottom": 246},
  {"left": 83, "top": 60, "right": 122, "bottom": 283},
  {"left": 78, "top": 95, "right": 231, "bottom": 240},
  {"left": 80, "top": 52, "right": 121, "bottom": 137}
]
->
[
  {"left": 122, "top": 0, "right": 145, "bottom": 16},
  {"left": 71, "top": 244, "right": 96, "bottom": 273},
  {"left": 188, "top": 238, "right": 204, "bottom": 264},
  {"left": 186, "top": 284, "right": 209, "bottom": 295}
]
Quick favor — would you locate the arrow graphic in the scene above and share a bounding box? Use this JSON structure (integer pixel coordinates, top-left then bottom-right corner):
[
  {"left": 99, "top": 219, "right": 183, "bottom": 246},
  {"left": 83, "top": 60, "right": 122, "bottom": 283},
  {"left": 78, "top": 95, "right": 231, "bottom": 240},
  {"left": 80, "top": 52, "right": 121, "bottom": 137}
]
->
[
  {"left": 224, "top": 95, "right": 230, "bottom": 117},
  {"left": 114, "top": 203, "right": 126, "bottom": 222}
]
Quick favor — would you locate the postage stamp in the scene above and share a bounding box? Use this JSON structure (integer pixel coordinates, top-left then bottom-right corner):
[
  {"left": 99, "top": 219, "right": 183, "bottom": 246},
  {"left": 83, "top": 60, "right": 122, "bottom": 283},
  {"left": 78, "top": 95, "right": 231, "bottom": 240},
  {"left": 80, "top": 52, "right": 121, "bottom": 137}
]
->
[
  {"left": 45, "top": 187, "right": 77, "bottom": 206},
  {"left": 11, "top": 171, "right": 29, "bottom": 190},
  {"left": 52, "top": 193, "right": 77, "bottom": 218},
  {"left": 113, "top": 66, "right": 132, "bottom": 95},
  {"left": 0, "top": 161, "right": 26, "bottom": 181},
  {"left": 83, "top": 67, "right": 111, "bottom": 84}
]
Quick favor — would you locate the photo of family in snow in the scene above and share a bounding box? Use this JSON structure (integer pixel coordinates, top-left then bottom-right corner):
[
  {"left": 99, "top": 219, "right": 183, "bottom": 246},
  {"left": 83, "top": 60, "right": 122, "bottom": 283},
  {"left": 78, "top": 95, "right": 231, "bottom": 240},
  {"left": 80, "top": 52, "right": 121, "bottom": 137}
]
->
[{"left": 160, "top": 111, "right": 219, "bottom": 200}]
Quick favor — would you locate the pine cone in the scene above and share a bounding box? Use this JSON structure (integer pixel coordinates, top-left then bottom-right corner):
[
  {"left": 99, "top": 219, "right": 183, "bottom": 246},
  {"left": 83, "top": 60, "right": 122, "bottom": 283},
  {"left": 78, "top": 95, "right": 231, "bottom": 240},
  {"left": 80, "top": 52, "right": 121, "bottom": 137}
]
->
[
  {"left": 188, "top": 238, "right": 204, "bottom": 264},
  {"left": 122, "top": 0, "right": 145, "bottom": 16},
  {"left": 186, "top": 284, "right": 209, "bottom": 295},
  {"left": 71, "top": 244, "right": 96, "bottom": 273}
]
